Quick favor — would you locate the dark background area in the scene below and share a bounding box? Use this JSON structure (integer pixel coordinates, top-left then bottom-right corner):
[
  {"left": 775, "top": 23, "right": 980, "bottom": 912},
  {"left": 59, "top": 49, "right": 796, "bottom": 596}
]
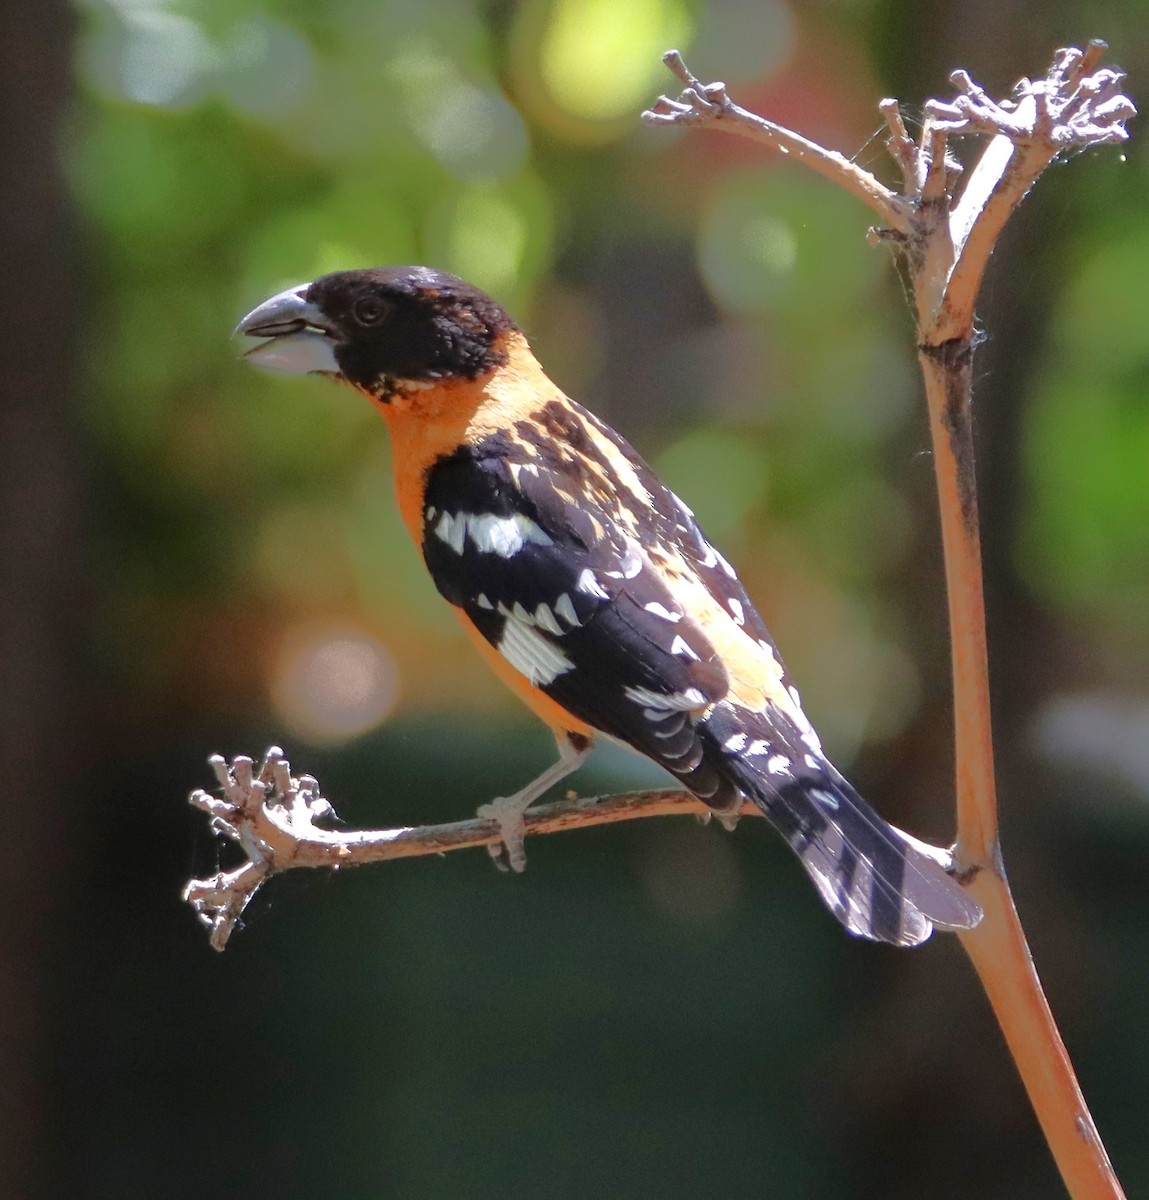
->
[{"left": 3, "top": 0, "right": 1148, "bottom": 1196}]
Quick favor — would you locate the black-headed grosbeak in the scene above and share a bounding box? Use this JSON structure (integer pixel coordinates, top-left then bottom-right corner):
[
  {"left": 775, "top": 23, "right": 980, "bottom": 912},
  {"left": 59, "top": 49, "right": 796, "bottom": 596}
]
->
[{"left": 237, "top": 267, "right": 980, "bottom": 946}]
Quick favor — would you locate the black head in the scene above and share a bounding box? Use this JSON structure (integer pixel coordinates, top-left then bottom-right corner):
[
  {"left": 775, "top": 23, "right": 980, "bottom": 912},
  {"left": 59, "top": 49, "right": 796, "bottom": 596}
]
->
[{"left": 238, "top": 267, "right": 517, "bottom": 398}]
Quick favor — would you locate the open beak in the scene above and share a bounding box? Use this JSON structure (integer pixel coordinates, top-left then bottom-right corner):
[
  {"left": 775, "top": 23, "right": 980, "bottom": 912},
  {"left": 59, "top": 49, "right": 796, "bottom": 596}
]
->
[{"left": 236, "top": 283, "right": 341, "bottom": 376}]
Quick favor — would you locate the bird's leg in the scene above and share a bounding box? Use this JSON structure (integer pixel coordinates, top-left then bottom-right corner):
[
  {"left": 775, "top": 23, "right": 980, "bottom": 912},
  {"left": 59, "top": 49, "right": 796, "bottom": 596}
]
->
[
  {"left": 478, "top": 732, "right": 591, "bottom": 872},
  {"left": 695, "top": 792, "right": 743, "bottom": 833},
  {"left": 713, "top": 801, "right": 742, "bottom": 833}
]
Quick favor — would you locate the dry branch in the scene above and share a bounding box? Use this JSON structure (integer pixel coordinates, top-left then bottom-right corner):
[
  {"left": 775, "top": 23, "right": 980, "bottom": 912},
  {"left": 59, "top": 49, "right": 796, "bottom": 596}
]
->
[
  {"left": 639, "top": 38, "right": 1133, "bottom": 1200},
  {"left": 183, "top": 747, "right": 754, "bottom": 952},
  {"left": 644, "top": 51, "right": 914, "bottom": 234}
]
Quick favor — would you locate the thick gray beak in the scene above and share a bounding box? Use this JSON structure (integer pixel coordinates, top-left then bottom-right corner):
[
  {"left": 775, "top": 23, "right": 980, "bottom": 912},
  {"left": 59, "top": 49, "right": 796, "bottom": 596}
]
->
[{"left": 236, "top": 283, "right": 341, "bottom": 376}]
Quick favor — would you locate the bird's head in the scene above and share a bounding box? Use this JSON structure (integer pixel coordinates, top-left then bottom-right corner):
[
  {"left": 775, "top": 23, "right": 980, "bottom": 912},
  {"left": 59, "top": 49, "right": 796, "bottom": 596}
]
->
[{"left": 236, "top": 267, "right": 517, "bottom": 401}]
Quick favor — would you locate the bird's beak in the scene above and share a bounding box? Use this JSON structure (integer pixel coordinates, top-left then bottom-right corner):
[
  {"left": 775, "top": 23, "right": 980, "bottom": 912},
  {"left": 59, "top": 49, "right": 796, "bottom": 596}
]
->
[{"left": 235, "top": 283, "right": 341, "bottom": 375}]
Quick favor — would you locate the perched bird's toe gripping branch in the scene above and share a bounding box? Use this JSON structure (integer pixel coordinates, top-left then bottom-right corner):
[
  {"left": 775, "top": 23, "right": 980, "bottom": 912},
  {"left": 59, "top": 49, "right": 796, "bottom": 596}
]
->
[
  {"left": 232, "top": 265, "right": 981, "bottom": 947},
  {"left": 478, "top": 732, "right": 591, "bottom": 872}
]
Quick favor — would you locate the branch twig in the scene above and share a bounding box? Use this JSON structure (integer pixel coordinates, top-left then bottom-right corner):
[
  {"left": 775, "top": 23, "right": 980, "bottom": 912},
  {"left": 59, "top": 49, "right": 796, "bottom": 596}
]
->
[
  {"left": 183, "top": 747, "right": 754, "bottom": 952},
  {"left": 928, "top": 42, "right": 1134, "bottom": 341},
  {"left": 643, "top": 51, "right": 914, "bottom": 235},
  {"left": 641, "top": 40, "right": 1133, "bottom": 1200}
]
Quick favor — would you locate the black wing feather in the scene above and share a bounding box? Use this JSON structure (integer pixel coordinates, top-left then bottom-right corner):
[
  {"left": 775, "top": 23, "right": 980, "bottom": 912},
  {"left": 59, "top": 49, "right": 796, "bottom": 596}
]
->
[
  {"left": 421, "top": 425, "right": 979, "bottom": 945},
  {"left": 421, "top": 442, "right": 736, "bottom": 802}
]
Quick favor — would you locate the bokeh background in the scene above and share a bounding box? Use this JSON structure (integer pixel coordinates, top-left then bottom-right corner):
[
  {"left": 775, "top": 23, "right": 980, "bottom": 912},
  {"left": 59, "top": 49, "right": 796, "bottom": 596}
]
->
[{"left": 4, "top": 0, "right": 1148, "bottom": 1196}]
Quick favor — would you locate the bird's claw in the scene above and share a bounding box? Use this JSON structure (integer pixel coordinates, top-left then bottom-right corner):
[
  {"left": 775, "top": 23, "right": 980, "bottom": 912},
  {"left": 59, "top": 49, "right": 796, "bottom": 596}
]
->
[
  {"left": 477, "top": 797, "right": 529, "bottom": 873},
  {"left": 714, "top": 808, "right": 741, "bottom": 833},
  {"left": 696, "top": 803, "right": 742, "bottom": 832}
]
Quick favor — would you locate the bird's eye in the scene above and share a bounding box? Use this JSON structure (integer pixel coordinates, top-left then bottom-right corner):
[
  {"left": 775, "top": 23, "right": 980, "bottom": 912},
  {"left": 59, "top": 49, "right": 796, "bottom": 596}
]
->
[{"left": 352, "top": 296, "right": 389, "bottom": 326}]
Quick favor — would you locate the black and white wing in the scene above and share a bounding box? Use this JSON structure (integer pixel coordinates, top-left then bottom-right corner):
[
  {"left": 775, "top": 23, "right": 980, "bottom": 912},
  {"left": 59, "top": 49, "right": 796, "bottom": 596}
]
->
[
  {"left": 420, "top": 438, "right": 741, "bottom": 807},
  {"left": 421, "top": 423, "right": 980, "bottom": 946}
]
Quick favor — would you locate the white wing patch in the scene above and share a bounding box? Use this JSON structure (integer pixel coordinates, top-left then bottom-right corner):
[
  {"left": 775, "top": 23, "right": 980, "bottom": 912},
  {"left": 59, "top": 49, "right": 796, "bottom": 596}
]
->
[
  {"left": 603, "top": 540, "right": 643, "bottom": 580},
  {"left": 433, "top": 511, "right": 467, "bottom": 555},
  {"left": 644, "top": 602, "right": 682, "bottom": 622},
  {"left": 507, "top": 461, "right": 540, "bottom": 485},
  {"left": 624, "top": 685, "right": 708, "bottom": 712},
  {"left": 553, "top": 592, "right": 580, "bottom": 627},
  {"left": 498, "top": 615, "right": 573, "bottom": 685},
  {"left": 576, "top": 568, "right": 610, "bottom": 599},
  {"left": 785, "top": 687, "right": 825, "bottom": 754},
  {"left": 433, "top": 510, "right": 554, "bottom": 559},
  {"left": 713, "top": 548, "right": 738, "bottom": 580},
  {"left": 534, "top": 602, "right": 564, "bottom": 636},
  {"left": 670, "top": 635, "right": 700, "bottom": 660}
]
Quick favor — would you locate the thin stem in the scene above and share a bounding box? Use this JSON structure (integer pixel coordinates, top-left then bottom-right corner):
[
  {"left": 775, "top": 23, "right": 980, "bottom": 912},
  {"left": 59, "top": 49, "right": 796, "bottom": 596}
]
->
[
  {"left": 640, "top": 42, "right": 1133, "bottom": 1199},
  {"left": 919, "top": 345, "right": 1123, "bottom": 1197},
  {"left": 960, "top": 876, "right": 1120, "bottom": 1198},
  {"left": 263, "top": 788, "right": 748, "bottom": 867},
  {"left": 184, "top": 764, "right": 757, "bottom": 951},
  {"left": 643, "top": 51, "right": 913, "bottom": 234},
  {"left": 917, "top": 343, "right": 998, "bottom": 863}
]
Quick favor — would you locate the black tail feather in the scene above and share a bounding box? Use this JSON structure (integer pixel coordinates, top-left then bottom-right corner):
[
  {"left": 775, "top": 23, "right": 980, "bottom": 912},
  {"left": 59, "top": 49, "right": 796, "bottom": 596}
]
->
[{"left": 699, "top": 706, "right": 981, "bottom": 947}]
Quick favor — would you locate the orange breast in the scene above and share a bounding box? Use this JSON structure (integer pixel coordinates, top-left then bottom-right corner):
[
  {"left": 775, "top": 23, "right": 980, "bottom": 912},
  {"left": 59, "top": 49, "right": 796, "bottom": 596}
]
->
[{"left": 362, "top": 338, "right": 594, "bottom": 741}]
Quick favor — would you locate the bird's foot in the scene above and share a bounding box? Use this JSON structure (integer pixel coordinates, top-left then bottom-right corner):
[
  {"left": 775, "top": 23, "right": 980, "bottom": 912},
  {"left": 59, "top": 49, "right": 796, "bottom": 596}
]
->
[
  {"left": 477, "top": 795, "right": 530, "bottom": 873},
  {"left": 695, "top": 798, "right": 742, "bottom": 832},
  {"left": 712, "top": 798, "right": 743, "bottom": 833}
]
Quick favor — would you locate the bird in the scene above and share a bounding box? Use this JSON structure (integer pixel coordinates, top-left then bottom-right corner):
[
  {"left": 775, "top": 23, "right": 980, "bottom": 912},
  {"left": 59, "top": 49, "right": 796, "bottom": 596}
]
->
[{"left": 236, "top": 266, "right": 981, "bottom": 946}]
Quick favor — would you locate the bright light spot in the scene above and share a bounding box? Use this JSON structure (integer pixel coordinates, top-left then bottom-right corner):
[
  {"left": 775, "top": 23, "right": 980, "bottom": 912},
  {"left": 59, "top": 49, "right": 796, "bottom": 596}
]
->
[
  {"left": 117, "top": 10, "right": 217, "bottom": 107},
  {"left": 539, "top": 0, "right": 691, "bottom": 121},
  {"left": 688, "top": 0, "right": 794, "bottom": 83},
  {"left": 747, "top": 214, "right": 798, "bottom": 275},
  {"left": 1035, "top": 694, "right": 1149, "bottom": 800},
  {"left": 215, "top": 20, "right": 314, "bottom": 117},
  {"left": 445, "top": 188, "right": 527, "bottom": 295},
  {"left": 427, "top": 86, "right": 528, "bottom": 180},
  {"left": 93, "top": 0, "right": 183, "bottom": 12},
  {"left": 271, "top": 628, "right": 399, "bottom": 746},
  {"left": 699, "top": 204, "right": 798, "bottom": 312},
  {"left": 81, "top": 6, "right": 312, "bottom": 114},
  {"left": 388, "top": 43, "right": 528, "bottom": 180}
]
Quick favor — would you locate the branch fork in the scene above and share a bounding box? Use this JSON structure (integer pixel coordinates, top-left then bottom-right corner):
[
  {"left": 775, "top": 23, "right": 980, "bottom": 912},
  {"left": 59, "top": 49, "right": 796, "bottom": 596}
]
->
[
  {"left": 184, "top": 748, "right": 338, "bottom": 950},
  {"left": 645, "top": 39, "right": 1133, "bottom": 1200},
  {"left": 645, "top": 44, "right": 1134, "bottom": 343}
]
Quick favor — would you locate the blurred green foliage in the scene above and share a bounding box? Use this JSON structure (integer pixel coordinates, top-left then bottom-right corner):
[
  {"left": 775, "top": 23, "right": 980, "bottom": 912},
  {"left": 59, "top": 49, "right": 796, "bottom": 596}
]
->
[
  {"left": 57, "top": 0, "right": 1149, "bottom": 1196},
  {"left": 1021, "top": 219, "right": 1149, "bottom": 624},
  {"left": 71, "top": 0, "right": 953, "bottom": 757}
]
